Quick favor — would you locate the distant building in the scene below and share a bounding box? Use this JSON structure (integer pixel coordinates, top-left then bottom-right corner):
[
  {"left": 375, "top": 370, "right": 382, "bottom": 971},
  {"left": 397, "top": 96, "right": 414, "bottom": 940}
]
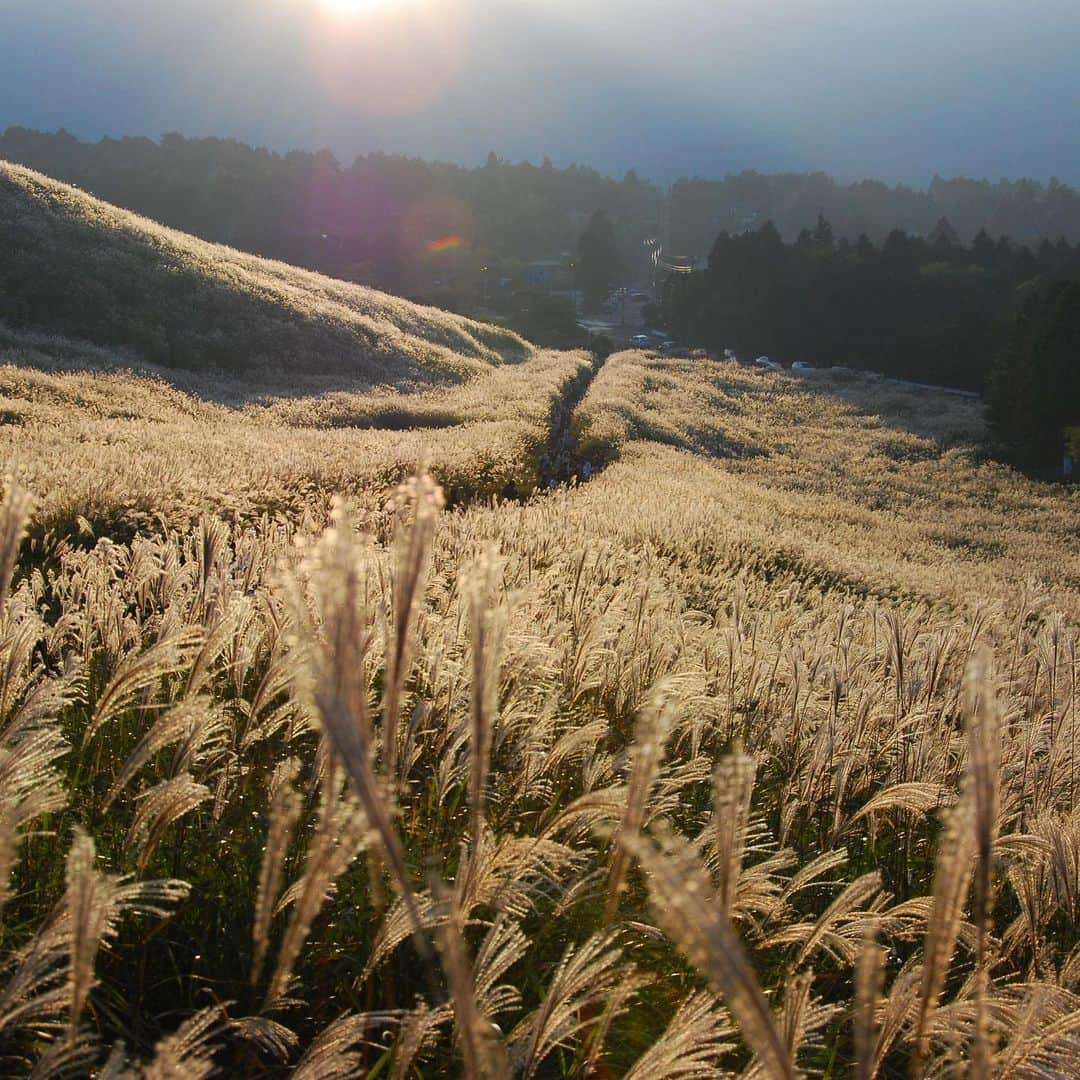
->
[{"left": 526, "top": 258, "right": 574, "bottom": 293}]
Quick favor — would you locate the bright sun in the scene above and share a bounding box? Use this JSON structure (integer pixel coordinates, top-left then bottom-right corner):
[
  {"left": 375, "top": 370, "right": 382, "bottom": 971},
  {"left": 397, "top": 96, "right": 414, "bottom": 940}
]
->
[{"left": 319, "top": 0, "right": 393, "bottom": 14}]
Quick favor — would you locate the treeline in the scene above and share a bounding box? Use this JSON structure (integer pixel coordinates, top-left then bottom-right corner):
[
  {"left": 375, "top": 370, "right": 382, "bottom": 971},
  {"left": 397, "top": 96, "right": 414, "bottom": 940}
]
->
[
  {"left": 670, "top": 172, "right": 1080, "bottom": 256},
  {"left": 9, "top": 128, "right": 1080, "bottom": 292},
  {"left": 0, "top": 127, "right": 662, "bottom": 296},
  {"left": 662, "top": 217, "right": 1080, "bottom": 393}
]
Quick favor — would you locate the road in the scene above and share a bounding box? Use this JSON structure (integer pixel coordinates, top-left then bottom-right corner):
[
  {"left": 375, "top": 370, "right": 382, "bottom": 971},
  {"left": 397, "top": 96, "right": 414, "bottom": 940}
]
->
[{"left": 577, "top": 290, "right": 651, "bottom": 346}]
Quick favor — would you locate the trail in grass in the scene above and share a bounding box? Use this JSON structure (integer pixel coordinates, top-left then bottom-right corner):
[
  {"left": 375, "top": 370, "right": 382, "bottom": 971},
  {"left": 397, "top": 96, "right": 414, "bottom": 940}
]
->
[{"left": 534, "top": 351, "right": 609, "bottom": 490}]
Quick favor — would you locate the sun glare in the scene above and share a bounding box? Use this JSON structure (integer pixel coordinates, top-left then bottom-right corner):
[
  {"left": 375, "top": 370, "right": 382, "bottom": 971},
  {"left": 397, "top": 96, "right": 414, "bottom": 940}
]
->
[
  {"left": 319, "top": 0, "right": 392, "bottom": 14},
  {"left": 307, "top": 0, "right": 467, "bottom": 117}
]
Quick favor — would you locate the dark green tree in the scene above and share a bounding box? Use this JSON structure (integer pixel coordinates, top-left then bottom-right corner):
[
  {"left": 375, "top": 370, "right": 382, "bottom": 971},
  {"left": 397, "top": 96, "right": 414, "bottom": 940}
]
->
[
  {"left": 987, "top": 280, "right": 1080, "bottom": 464},
  {"left": 577, "top": 210, "right": 622, "bottom": 309},
  {"left": 812, "top": 213, "right": 835, "bottom": 248},
  {"left": 973, "top": 228, "right": 996, "bottom": 266}
]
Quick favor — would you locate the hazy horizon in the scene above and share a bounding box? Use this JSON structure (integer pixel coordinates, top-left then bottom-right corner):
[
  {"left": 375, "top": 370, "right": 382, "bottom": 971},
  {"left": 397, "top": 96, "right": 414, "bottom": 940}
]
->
[{"left": 4, "top": 0, "right": 1080, "bottom": 188}]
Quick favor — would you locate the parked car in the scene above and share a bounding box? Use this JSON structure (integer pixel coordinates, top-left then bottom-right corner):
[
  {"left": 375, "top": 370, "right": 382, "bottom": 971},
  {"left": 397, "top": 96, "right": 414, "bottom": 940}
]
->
[
  {"left": 755, "top": 356, "right": 783, "bottom": 372},
  {"left": 791, "top": 360, "right": 816, "bottom": 372},
  {"left": 630, "top": 334, "right": 651, "bottom": 347}
]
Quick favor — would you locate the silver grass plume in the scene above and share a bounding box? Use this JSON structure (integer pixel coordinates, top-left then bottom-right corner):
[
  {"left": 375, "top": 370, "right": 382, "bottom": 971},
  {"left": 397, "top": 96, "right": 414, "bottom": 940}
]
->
[
  {"left": 508, "top": 930, "right": 624, "bottom": 1080},
  {"left": 286, "top": 497, "right": 434, "bottom": 969},
  {"left": 854, "top": 921, "right": 885, "bottom": 1080},
  {"left": 390, "top": 1003, "right": 450, "bottom": 1080},
  {"left": 293, "top": 1012, "right": 403, "bottom": 1080},
  {"left": 229, "top": 1015, "right": 299, "bottom": 1064},
  {"left": 26, "top": 1035, "right": 102, "bottom": 1079},
  {"left": 63, "top": 829, "right": 189, "bottom": 1043},
  {"left": 431, "top": 876, "right": 511, "bottom": 1078},
  {"left": 382, "top": 471, "right": 443, "bottom": 783},
  {"left": 142, "top": 1005, "right": 225, "bottom": 1080},
  {"left": 83, "top": 629, "right": 202, "bottom": 746},
  {"left": 0, "top": 480, "right": 32, "bottom": 619},
  {"left": 911, "top": 769, "right": 978, "bottom": 1074},
  {"left": 0, "top": 729, "right": 69, "bottom": 918},
  {"left": 127, "top": 774, "right": 211, "bottom": 873},
  {"left": 604, "top": 686, "right": 676, "bottom": 923},
  {"left": 965, "top": 644, "right": 1003, "bottom": 1080},
  {"left": 464, "top": 548, "right": 508, "bottom": 854},
  {"left": 264, "top": 757, "right": 370, "bottom": 1010},
  {"left": 713, "top": 749, "right": 757, "bottom": 916},
  {"left": 250, "top": 757, "right": 302, "bottom": 987},
  {"left": 623, "top": 991, "right": 734, "bottom": 1080},
  {"left": 621, "top": 824, "right": 799, "bottom": 1080}
]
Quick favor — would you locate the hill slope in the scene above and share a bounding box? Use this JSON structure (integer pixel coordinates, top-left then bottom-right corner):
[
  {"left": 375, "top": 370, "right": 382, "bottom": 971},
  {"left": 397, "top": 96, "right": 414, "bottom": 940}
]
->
[
  {"left": 0, "top": 161, "right": 529, "bottom": 383},
  {"left": 5, "top": 335, "right": 1080, "bottom": 1073}
]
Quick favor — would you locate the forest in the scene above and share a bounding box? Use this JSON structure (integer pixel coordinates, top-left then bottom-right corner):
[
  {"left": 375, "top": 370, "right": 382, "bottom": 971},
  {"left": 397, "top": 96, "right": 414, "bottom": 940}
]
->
[{"left": 661, "top": 218, "right": 1080, "bottom": 463}]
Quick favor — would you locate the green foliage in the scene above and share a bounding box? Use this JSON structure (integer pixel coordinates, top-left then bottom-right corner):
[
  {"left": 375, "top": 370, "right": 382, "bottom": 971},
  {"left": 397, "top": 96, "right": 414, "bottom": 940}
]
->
[
  {"left": 987, "top": 280, "right": 1080, "bottom": 464},
  {"left": 578, "top": 210, "right": 623, "bottom": 310},
  {"left": 661, "top": 219, "right": 1071, "bottom": 389}
]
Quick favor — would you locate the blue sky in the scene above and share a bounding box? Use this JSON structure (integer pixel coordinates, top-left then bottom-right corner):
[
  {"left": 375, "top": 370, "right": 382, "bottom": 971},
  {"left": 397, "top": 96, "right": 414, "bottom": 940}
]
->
[{"left": 3, "top": 0, "right": 1079, "bottom": 185}]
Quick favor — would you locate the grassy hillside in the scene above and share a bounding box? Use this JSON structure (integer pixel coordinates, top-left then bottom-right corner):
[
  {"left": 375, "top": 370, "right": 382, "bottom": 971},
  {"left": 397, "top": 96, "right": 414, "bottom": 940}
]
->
[
  {"left": 0, "top": 323, "right": 591, "bottom": 546},
  {"left": 0, "top": 161, "right": 529, "bottom": 381},
  {"left": 4, "top": 186, "right": 1080, "bottom": 1077}
]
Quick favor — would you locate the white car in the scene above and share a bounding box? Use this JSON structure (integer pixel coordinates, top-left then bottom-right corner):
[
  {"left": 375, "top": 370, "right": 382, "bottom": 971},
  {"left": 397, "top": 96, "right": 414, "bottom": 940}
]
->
[
  {"left": 754, "top": 356, "right": 782, "bottom": 372},
  {"left": 630, "top": 334, "right": 651, "bottom": 347},
  {"left": 791, "top": 361, "right": 816, "bottom": 372}
]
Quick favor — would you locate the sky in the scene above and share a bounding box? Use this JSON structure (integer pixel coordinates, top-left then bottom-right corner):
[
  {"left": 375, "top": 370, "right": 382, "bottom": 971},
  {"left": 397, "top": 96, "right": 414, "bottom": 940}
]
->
[{"left": 3, "top": 0, "right": 1080, "bottom": 187}]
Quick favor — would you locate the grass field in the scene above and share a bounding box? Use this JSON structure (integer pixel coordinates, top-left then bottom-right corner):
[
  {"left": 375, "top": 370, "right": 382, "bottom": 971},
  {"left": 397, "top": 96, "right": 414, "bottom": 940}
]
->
[{"left": 3, "top": 172, "right": 1080, "bottom": 1078}]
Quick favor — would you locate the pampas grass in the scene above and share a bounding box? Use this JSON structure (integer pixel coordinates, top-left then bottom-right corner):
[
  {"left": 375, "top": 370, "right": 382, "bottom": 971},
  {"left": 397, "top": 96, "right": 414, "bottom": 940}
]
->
[{"left": 3, "top": 318, "right": 1080, "bottom": 1076}]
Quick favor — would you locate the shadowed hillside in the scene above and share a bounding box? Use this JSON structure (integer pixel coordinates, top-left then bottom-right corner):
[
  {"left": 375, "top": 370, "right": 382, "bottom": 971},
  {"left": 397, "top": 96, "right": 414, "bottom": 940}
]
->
[{"left": 0, "top": 161, "right": 530, "bottom": 383}]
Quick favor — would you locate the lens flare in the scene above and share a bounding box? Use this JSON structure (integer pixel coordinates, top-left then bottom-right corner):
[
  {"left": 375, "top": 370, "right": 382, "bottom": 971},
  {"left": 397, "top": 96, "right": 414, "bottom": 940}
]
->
[{"left": 428, "top": 235, "right": 464, "bottom": 254}]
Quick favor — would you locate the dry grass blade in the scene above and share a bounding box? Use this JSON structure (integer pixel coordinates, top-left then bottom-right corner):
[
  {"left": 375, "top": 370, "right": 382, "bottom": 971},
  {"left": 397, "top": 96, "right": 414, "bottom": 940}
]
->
[
  {"left": 604, "top": 687, "right": 676, "bottom": 923},
  {"left": 965, "top": 644, "right": 1003, "bottom": 1080},
  {"left": 911, "top": 792, "right": 977, "bottom": 1075},
  {"left": 431, "top": 878, "right": 511, "bottom": 1079},
  {"left": 621, "top": 826, "right": 798, "bottom": 1080},
  {"left": 854, "top": 921, "right": 885, "bottom": 1080}
]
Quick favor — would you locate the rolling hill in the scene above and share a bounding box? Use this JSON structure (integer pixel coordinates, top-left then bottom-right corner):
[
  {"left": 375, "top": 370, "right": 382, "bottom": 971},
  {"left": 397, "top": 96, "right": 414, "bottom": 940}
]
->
[{"left": 0, "top": 160, "right": 529, "bottom": 384}]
